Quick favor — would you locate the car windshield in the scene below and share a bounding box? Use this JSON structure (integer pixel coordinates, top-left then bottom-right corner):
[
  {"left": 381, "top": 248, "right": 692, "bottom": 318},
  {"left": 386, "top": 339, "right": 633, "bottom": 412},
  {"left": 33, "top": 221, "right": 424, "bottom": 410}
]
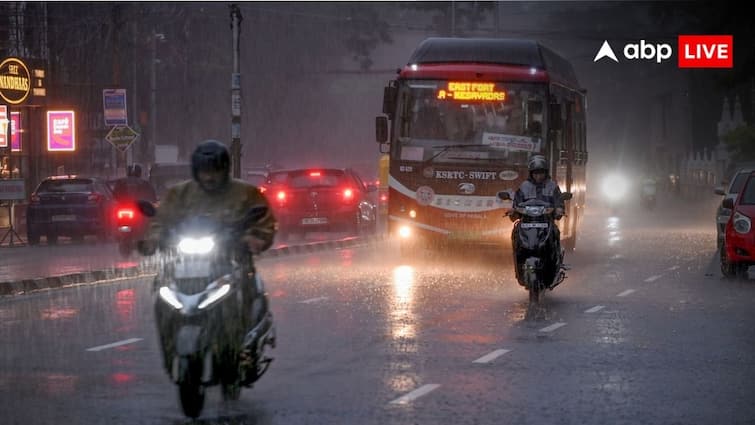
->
[
  {"left": 394, "top": 80, "right": 546, "bottom": 166},
  {"left": 730, "top": 171, "right": 752, "bottom": 194},
  {"left": 270, "top": 170, "right": 345, "bottom": 188},
  {"left": 37, "top": 179, "right": 94, "bottom": 193},
  {"left": 740, "top": 177, "right": 755, "bottom": 205}
]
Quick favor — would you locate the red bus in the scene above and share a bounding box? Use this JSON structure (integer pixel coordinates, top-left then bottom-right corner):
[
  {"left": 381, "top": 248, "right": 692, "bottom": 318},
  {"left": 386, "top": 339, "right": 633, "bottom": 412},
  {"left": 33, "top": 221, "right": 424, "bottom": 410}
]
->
[{"left": 375, "top": 37, "right": 587, "bottom": 252}]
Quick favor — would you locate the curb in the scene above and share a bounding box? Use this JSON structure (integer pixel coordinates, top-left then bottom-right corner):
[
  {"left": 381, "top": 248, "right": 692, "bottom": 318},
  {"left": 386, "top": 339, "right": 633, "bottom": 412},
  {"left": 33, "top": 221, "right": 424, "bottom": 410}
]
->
[{"left": 0, "top": 234, "right": 389, "bottom": 297}]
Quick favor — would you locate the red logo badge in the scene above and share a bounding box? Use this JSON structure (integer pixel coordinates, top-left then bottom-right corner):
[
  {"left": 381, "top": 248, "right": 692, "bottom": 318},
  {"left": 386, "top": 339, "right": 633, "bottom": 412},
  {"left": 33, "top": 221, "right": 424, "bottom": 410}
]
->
[{"left": 678, "top": 35, "right": 733, "bottom": 68}]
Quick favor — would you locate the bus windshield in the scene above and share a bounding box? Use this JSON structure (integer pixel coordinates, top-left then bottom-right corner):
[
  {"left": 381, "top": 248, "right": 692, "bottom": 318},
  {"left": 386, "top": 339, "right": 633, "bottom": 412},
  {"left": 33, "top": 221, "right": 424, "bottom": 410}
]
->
[{"left": 394, "top": 80, "right": 546, "bottom": 165}]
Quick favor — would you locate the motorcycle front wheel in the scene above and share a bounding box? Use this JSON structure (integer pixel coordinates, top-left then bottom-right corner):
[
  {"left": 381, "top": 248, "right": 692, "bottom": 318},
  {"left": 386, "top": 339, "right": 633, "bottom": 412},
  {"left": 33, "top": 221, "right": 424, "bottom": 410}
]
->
[
  {"left": 179, "top": 383, "right": 205, "bottom": 418},
  {"left": 178, "top": 357, "right": 205, "bottom": 418}
]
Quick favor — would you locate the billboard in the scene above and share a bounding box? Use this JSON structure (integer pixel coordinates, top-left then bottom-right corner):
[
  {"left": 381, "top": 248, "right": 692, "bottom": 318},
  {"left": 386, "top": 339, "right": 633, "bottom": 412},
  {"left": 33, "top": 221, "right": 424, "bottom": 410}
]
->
[{"left": 46, "top": 110, "right": 75, "bottom": 152}]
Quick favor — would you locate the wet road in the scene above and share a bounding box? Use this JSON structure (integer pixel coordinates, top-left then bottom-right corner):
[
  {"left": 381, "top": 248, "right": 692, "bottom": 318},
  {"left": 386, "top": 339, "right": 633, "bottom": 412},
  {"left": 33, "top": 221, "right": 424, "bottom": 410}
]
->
[
  {"left": 1, "top": 196, "right": 754, "bottom": 424},
  {"left": 0, "top": 232, "right": 350, "bottom": 282}
]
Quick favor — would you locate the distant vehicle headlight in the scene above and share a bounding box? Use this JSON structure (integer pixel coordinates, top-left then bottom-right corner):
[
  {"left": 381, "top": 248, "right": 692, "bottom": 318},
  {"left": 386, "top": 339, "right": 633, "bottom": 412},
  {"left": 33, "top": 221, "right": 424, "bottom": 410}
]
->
[
  {"left": 602, "top": 173, "right": 629, "bottom": 202},
  {"left": 177, "top": 236, "right": 215, "bottom": 254},
  {"left": 733, "top": 211, "right": 751, "bottom": 234}
]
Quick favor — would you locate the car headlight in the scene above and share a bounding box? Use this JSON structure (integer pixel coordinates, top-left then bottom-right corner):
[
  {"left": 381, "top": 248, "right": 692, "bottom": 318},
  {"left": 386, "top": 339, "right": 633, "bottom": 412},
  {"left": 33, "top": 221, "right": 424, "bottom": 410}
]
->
[
  {"left": 733, "top": 211, "right": 751, "bottom": 234},
  {"left": 177, "top": 236, "right": 215, "bottom": 254}
]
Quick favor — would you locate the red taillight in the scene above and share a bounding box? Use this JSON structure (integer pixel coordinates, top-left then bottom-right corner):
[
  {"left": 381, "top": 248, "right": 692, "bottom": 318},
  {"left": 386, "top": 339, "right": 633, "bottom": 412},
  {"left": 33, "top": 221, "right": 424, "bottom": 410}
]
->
[
  {"left": 309, "top": 171, "right": 321, "bottom": 177},
  {"left": 259, "top": 186, "right": 267, "bottom": 194},
  {"left": 343, "top": 188, "right": 354, "bottom": 202},
  {"left": 276, "top": 190, "right": 286, "bottom": 202},
  {"left": 117, "top": 208, "right": 135, "bottom": 220}
]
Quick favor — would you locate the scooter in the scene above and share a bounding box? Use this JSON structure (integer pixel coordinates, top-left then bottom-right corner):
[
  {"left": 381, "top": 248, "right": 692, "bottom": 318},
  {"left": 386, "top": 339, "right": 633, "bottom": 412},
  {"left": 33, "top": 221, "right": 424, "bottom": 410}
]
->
[
  {"left": 498, "top": 191, "right": 572, "bottom": 303},
  {"left": 641, "top": 181, "right": 657, "bottom": 210},
  {"left": 137, "top": 201, "right": 276, "bottom": 419},
  {"left": 115, "top": 200, "right": 150, "bottom": 257}
]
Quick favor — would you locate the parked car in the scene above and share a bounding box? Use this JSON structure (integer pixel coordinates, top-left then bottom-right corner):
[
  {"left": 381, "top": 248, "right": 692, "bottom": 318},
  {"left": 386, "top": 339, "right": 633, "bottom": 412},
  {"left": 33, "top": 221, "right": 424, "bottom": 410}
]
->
[
  {"left": 26, "top": 175, "right": 116, "bottom": 245},
  {"left": 264, "top": 168, "right": 378, "bottom": 240},
  {"left": 720, "top": 170, "right": 755, "bottom": 278},
  {"left": 715, "top": 166, "right": 755, "bottom": 249}
]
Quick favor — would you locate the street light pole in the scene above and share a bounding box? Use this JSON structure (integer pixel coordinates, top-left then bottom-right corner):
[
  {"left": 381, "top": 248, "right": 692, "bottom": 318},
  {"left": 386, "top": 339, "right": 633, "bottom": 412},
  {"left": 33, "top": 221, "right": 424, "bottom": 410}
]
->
[
  {"left": 149, "top": 30, "right": 158, "bottom": 166},
  {"left": 230, "top": 4, "right": 243, "bottom": 179}
]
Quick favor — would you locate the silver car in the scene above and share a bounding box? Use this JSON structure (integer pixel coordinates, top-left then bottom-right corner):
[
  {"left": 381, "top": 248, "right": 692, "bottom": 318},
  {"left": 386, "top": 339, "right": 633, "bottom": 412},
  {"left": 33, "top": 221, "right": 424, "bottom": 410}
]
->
[{"left": 715, "top": 166, "right": 755, "bottom": 249}]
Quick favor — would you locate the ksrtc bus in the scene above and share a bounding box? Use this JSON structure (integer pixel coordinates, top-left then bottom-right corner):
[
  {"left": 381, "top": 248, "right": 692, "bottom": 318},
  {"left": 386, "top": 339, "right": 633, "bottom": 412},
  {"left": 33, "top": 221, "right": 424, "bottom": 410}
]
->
[{"left": 375, "top": 37, "right": 587, "bottom": 251}]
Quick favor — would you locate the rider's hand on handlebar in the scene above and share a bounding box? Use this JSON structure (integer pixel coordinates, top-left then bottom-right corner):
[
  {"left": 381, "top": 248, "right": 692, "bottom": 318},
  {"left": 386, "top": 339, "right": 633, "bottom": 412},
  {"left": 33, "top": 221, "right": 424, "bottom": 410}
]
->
[{"left": 554, "top": 207, "right": 565, "bottom": 220}]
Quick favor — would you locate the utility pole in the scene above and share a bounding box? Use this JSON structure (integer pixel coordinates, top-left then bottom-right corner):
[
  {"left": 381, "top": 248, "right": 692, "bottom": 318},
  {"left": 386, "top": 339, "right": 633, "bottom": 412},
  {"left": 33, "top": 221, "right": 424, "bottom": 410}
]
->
[
  {"left": 230, "top": 4, "right": 243, "bottom": 178},
  {"left": 150, "top": 30, "right": 157, "bottom": 166}
]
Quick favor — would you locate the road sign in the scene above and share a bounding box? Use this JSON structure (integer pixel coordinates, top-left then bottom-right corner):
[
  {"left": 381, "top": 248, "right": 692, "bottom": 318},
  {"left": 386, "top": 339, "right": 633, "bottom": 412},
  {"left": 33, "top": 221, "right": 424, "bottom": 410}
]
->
[
  {"left": 105, "top": 125, "right": 139, "bottom": 152},
  {"left": 103, "top": 89, "right": 128, "bottom": 126}
]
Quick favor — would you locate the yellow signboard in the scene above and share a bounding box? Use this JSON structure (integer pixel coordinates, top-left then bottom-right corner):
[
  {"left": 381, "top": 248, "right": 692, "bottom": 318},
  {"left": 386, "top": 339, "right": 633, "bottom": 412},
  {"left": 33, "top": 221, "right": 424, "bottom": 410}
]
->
[
  {"left": 0, "top": 58, "right": 31, "bottom": 105},
  {"left": 437, "top": 81, "right": 506, "bottom": 102}
]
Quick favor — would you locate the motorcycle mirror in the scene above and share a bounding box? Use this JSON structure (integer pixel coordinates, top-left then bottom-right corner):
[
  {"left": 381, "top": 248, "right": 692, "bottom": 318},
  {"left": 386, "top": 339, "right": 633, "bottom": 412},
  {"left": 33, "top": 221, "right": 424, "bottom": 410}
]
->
[
  {"left": 497, "top": 191, "right": 511, "bottom": 201},
  {"left": 722, "top": 198, "right": 734, "bottom": 209},
  {"left": 561, "top": 192, "right": 573, "bottom": 201},
  {"left": 137, "top": 200, "right": 157, "bottom": 217}
]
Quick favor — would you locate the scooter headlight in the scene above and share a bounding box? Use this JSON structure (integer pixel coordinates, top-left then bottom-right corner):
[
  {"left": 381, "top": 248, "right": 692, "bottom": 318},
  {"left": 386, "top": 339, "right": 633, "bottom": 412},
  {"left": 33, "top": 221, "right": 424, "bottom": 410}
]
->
[
  {"left": 524, "top": 206, "right": 546, "bottom": 216},
  {"left": 198, "top": 282, "right": 232, "bottom": 310},
  {"left": 177, "top": 236, "right": 215, "bottom": 255},
  {"left": 158, "top": 286, "right": 183, "bottom": 310},
  {"left": 733, "top": 211, "right": 751, "bottom": 234}
]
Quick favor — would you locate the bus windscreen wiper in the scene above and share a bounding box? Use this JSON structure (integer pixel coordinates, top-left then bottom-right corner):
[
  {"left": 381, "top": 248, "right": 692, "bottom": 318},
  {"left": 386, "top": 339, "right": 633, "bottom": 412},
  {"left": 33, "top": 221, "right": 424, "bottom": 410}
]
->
[{"left": 424, "top": 144, "right": 488, "bottom": 164}]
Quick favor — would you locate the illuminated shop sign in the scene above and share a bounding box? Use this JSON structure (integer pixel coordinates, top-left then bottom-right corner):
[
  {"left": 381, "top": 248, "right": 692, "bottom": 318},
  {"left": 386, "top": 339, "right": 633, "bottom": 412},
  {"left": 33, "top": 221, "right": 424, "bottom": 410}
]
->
[
  {"left": 47, "top": 110, "right": 76, "bottom": 152},
  {"left": 436, "top": 82, "right": 506, "bottom": 102},
  {"left": 10, "top": 111, "right": 20, "bottom": 151},
  {"left": 0, "top": 58, "right": 31, "bottom": 105},
  {"left": 0, "top": 105, "right": 7, "bottom": 147}
]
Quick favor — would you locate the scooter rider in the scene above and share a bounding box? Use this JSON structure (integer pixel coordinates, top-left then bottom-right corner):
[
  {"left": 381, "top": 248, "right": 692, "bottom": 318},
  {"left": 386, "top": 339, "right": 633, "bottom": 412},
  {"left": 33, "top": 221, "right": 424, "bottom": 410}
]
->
[
  {"left": 139, "top": 140, "right": 277, "bottom": 358},
  {"left": 511, "top": 154, "right": 565, "bottom": 254},
  {"left": 112, "top": 164, "right": 157, "bottom": 204}
]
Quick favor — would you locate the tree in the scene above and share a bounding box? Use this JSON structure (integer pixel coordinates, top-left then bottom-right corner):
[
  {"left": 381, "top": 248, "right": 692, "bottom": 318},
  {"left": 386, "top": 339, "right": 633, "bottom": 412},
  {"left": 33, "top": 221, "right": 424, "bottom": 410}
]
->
[{"left": 723, "top": 125, "right": 755, "bottom": 161}]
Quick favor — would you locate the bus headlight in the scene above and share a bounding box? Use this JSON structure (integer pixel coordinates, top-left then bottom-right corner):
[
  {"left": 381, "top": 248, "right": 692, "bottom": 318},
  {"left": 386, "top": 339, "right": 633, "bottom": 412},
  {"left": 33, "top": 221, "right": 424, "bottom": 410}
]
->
[
  {"left": 398, "top": 225, "right": 412, "bottom": 239},
  {"left": 409, "top": 209, "right": 417, "bottom": 218}
]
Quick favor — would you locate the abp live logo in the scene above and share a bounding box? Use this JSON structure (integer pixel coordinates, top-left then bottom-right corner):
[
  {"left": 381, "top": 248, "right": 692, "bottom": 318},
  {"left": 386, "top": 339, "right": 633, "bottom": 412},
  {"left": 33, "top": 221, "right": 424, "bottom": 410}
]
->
[
  {"left": 594, "top": 35, "right": 733, "bottom": 68},
  {"left": 678, "top": 35, "right": 733, "bottom": 68}
]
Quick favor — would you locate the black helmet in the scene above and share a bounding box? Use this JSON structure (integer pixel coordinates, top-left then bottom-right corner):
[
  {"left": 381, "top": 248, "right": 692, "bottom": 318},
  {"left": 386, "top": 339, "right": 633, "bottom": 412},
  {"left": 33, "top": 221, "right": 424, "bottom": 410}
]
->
[
  {"left": 127, "top": 164, "right": 142, "bottom": 178},
  {"left": 527, "top": 155, "right": 548, "bottom": 173},
  {"left": 191, "top": 140, "right": 231, "bottom": 182}
]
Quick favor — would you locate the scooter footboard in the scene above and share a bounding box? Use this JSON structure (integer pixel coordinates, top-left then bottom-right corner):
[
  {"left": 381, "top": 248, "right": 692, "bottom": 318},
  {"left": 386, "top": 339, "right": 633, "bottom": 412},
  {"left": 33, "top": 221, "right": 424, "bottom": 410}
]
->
[{"left": 176, "top": 325, "right": 203, "bottom": 356}]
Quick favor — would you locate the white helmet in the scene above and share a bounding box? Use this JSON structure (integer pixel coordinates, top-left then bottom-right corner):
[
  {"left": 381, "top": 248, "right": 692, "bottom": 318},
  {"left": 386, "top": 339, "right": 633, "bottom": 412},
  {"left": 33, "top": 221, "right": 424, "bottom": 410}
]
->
[{"left": 528, "top": 155, "right": 548, "bottom": 173}]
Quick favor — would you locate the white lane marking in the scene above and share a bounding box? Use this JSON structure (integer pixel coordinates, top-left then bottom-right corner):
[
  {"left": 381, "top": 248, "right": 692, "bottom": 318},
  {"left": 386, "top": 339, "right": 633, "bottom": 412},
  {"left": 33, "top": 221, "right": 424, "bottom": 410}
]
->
[
  {"left": 667, "top": 265, "right": 680, "bottom": 271},
  {"left": 644, "top": 275, "right": 663, "bottom": 282},
  {"left": 389, "top": 384, "right": 441, "bottom": 405},
  {"left": 584, "top": 305, "right": 605, "bottom": 313},
  {"left": 473, "top": 349, "right": 511, "bottom": 364},
  {"left": 617, "top": 289, "right": 636, "bottom": 297},
  {"left": 86, "top": 338, "right": 143, "bottom": 352},
  {"left": 539, "top": 322, "right": 567, "bottom": 333},
  {"left": 299, "top": 296, "right": 329, "bottom": 304}
]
